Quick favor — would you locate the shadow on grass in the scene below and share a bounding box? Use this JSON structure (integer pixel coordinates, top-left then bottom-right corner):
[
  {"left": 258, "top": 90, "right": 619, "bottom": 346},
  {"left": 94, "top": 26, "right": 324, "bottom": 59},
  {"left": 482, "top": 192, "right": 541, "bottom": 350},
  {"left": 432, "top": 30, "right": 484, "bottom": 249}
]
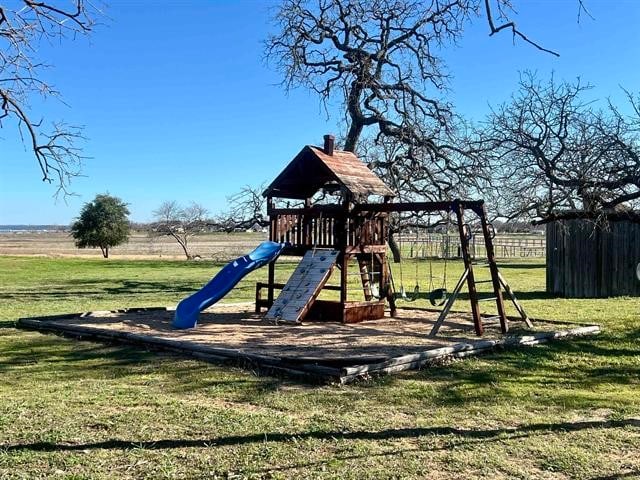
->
[
  {"left": 496, "top": 263, "right": 545, "bottom": 270},
  {"left": 104, "top": 280, "right": 200, "bottom": 295},
  {"left": 0, "top": 334, "right": 157, "bottom": 372},
  {"left": 98, "top": 260, "right": 238, "bottom": 271},
  {"left": 450, "top": 290, "right": 555, "bottom": 301},
  {"left": 1, "top": 280, "right": 201, "bottom": 299},
  {"left": 0, "top": 330, "right": 287, "bottom": 398},
  {"left": 400, "top": 330, "right": 640, "bottom": 408},
  {"left": 4, "top": 417, "right": 638, "bottom": 452}
]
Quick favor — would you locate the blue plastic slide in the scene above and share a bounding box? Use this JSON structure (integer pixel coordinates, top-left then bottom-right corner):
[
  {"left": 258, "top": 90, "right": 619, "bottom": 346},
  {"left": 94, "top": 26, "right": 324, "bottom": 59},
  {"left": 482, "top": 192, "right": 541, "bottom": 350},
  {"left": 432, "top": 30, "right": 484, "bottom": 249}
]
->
[{"left": 173, "top": 241, "right": 286, "bottom": 329}]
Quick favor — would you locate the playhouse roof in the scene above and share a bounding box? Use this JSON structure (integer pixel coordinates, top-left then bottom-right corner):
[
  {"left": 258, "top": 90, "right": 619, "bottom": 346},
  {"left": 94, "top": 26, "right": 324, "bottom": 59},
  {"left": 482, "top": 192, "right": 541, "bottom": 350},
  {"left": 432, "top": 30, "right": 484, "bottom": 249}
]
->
[{"left": 263, "top": 145, "right": 395, "bottom": 201}]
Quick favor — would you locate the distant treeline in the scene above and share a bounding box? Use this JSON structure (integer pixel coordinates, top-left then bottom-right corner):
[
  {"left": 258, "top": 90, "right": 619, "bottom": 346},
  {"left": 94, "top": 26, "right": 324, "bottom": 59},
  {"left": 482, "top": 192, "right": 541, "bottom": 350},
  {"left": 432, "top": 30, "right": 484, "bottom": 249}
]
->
[{"left": 0, "top": 225, "right": 69, "bottom": 233}]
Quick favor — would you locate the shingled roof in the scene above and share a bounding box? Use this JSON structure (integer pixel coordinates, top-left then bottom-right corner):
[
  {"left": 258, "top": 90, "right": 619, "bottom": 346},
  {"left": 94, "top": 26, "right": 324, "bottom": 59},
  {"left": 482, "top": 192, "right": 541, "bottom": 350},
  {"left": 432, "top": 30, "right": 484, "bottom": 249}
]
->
[{"left": 263, "top": 137, "right": 395, "bottom": 201}]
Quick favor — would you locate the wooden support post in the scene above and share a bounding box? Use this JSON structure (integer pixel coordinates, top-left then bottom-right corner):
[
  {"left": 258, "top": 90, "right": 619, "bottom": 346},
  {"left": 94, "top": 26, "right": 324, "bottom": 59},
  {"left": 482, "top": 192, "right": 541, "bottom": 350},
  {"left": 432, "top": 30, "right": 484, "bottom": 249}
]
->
[
  {"left": 267, "top": 262, "right": 275, "bottom": 307},
  {"left": 479, "top": 203, "right": 509, "bottom": 334},
  {"left": 266, "top": 195, "right": 276, "bottom": 308},
  {"left": 376, "top": 253, "right": 387, "bottom": 292},
  {"left": 497, "top": 271, "right": 533, "bottom": 328},
  {"left": 303, "top": 198, "right": 312, "bottom": 246},
  {"left": 340, "top": 254, "right": 348, "bottom": 305},
  {"left": 255, "top": 282, "right": 262, "bottom": 313},
  {"left": 455, "top": 201, "right": 484, "bottom": 336},
  {"left": 339, "top": 193, "right": 351, "bottom": 316},
  {"left": 428, "top": 268, "right": 469, "bottom": 337}
]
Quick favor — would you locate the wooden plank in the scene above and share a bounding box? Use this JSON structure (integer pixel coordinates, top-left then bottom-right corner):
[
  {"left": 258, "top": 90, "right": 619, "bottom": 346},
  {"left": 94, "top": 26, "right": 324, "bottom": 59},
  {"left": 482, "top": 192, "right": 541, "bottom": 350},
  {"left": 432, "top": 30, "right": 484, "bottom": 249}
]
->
[
  {"left": 497, "top": 271, "right": 533, "bottom": 328},
  {"left": 343, "top": 301, "right": 385, "bottom": 323},
  {"left": 428, "top": 268, "right": 469, "bottom": 337},
  {"left": 17, "top": 312, "right": 602, "bottom": 385},
  {"left": 264, "top": 249, "right": 339, "bottom": 324},
  {"left": 340, "top": 325, "right": 601, "bottom": 381},
  {"left": 351, "top": 200, "right": 484, "bottom": 215},
  {"left": 17, "top": 317, "right": 342, "bottom": 382},
  {"left": 344, "top": 245, "right": 387, "bottom": 254}
]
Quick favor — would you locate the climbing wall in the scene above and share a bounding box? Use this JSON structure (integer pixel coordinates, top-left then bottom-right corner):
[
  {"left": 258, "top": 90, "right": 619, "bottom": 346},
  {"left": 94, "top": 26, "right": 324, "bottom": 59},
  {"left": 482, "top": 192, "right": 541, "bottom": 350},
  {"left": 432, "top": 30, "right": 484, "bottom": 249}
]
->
[{"left": 264, "top": 249, "right": 339, "bottom": 324}]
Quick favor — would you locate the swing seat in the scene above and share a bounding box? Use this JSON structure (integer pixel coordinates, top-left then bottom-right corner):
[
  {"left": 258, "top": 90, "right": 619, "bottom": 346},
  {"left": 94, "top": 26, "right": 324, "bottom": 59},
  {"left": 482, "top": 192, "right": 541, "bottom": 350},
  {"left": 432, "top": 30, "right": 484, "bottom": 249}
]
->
[
  {"left": 429, "top": 288, "right": 448, "bottom": 306},
  {"left": 396, "top": 286, "right": 408, "bottom": 300},
  {"left": 408, "top": 285, "right": 420, "bottom": 302}
]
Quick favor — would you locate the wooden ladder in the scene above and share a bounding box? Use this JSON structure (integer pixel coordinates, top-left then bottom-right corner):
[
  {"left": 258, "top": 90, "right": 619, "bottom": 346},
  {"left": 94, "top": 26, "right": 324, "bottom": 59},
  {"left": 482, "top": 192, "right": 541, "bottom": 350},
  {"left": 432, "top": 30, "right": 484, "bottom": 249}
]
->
[
  {"left": 357, "top": 258, "right": 374, "bottom": 301},
  {"left": 429, "top": 201, "right": 532, "bottom": 337}
]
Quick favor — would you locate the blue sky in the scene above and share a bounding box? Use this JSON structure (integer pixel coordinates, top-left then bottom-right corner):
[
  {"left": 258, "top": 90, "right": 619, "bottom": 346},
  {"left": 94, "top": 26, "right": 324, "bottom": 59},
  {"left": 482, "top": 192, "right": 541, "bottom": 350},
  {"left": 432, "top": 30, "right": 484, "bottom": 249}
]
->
[{"left": 1, "top": 0, "right": 639, "bottom": 224}]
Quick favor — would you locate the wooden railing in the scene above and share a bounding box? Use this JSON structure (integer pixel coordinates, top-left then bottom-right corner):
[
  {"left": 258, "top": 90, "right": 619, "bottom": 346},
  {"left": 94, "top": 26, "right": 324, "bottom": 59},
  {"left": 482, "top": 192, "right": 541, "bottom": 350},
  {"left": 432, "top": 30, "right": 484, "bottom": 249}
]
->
[
  {"left": 348, "top": 213, "right": 387, "bottom": 247},
  {"left": 269, "top": 207, "right": 387, "bottom": 249}
]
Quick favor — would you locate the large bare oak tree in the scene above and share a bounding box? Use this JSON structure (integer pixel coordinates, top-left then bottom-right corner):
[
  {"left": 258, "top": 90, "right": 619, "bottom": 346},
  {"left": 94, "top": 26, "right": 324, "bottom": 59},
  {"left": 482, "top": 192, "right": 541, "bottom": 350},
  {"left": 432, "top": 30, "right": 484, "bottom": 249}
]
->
[
  {"left": 265, "top": 0, "right": 583, "bottom": 152},
  {"left": 266, "top": 0, "right": 474, "bottom": 155},
  {"left": 264, "top": 0, "right": 584, "bottom": 214}
]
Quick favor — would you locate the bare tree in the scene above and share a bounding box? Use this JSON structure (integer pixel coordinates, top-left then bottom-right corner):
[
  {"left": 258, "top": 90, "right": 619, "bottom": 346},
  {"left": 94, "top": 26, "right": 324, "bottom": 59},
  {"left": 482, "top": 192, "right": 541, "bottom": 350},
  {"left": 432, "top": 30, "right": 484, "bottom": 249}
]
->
[
  {"left": 215, "top": 184, "right": 269, "bottom": 233},
  {"left": 481, "top": 0, "right": 593, "bottom": 57},
  {"left": 0, "top": 1, "right": 99, "bottom": 194},
  {"left": 475, "top": 73, "right": 640, "bottom": 223},
  {"left": 266, "top": 0, "right": 589, "bottom": 155},
  {"left": 151, "top": 201, "right": 210, "bottom": 260},
  {"left": 266, "top": 0, "right": 474, "bottom": 156}
]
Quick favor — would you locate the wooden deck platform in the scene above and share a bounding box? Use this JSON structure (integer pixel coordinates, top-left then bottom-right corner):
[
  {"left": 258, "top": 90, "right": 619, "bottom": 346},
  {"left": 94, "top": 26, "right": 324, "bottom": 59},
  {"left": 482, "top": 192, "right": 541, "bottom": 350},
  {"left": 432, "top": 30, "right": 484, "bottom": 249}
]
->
[{"left": 17, "top": 303, "right": 600, "bottom": 383}]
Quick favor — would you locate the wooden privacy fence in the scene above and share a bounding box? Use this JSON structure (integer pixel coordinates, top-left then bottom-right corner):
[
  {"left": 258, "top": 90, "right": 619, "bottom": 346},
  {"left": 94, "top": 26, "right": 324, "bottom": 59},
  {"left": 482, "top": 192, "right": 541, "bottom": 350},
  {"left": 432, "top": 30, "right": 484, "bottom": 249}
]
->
[{"left": 546, "top": 218, "right": 640, "bottom": 298}]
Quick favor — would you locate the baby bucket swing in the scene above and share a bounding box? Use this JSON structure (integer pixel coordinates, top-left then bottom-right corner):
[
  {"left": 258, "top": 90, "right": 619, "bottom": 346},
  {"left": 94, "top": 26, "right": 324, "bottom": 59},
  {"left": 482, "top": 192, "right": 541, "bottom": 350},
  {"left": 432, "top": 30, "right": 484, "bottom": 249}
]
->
[
  {"left": 427, "top": 252, "right": 448, "bottom": 306},
  {"left": 421, "top": 210, "right": 451, "bottom": 306}
]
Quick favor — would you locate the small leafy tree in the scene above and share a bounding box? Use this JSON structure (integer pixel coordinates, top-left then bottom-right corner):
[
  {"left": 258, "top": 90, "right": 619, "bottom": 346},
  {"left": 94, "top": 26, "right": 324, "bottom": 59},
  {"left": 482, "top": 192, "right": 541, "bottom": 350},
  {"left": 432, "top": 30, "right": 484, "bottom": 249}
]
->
[{"left": 71, "top": 194, "right": 131, "bottom": 258}]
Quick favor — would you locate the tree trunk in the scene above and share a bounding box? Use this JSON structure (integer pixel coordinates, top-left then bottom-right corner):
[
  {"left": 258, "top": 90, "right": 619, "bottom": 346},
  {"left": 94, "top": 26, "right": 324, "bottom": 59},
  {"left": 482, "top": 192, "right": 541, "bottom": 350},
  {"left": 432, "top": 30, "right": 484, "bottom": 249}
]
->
[
  {"left": 388, "top": 231, "right": 401, "bottom": 263},
  {"left": 178, "top": 240, "right": 191, "bottom": 260},
  {"left": 169, "top": 231, "right": 191, "bottom": 260},
  {"left": 343, "top": 78, "right": 366, "bottom": 152},
  {"left": 344, "top": 119, "right": 364, "bottom": 152},
  {"left": 100, "top": 246, "right": 109, "bottom": 258}
]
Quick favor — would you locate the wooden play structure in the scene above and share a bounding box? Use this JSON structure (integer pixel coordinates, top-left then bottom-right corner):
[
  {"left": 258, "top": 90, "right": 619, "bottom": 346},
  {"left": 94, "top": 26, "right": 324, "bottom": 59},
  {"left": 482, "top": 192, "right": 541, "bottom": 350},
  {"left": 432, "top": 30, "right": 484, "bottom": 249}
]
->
[{"left": 255, "top": 135, "right": 531, "bottom": 336}]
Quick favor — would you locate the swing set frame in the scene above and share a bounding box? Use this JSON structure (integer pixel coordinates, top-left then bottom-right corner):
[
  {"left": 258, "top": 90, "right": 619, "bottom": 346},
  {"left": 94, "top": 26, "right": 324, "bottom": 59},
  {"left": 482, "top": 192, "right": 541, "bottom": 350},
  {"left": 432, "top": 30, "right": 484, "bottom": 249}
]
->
[{"left": 355, "top": 199, "right": 531, "bottom": 336}]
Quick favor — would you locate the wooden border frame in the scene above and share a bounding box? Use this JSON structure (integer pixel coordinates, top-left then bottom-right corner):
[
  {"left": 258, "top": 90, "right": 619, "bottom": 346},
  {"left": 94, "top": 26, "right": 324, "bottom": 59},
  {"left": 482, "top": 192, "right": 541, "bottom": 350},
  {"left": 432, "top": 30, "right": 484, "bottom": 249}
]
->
[{"left": 17, "top": 308, "right": 600, "bottom": 384}]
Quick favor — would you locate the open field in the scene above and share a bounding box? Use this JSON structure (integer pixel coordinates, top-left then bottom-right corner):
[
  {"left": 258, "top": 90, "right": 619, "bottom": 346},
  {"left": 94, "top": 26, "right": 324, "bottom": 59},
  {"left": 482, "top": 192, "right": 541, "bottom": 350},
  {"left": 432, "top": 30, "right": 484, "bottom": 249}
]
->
[
  {"left": 0, "top": 247, "right": 639, "bottom": 478},
  {"left": 0, "top": 230, "right": 547, "bottom": 260},
  {"left": 0, "top": 231, "right": 268, "bottom": 259}
]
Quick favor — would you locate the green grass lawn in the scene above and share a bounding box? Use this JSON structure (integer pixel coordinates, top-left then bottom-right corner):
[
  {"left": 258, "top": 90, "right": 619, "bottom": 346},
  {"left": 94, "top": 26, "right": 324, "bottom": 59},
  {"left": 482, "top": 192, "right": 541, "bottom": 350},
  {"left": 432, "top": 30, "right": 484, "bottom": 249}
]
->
[{"left": 0, "top": 255, "right": 638, "bottom": 479}]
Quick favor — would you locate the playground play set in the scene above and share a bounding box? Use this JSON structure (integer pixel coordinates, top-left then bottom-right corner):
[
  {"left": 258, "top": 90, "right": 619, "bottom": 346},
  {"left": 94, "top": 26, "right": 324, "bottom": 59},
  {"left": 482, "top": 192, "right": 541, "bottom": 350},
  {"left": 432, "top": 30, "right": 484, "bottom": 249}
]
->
[
  {"left": 18, "top": 135, "right": 600, "bottom": 383},
  {"left": 174, "top": 134, "right": 530, "bottom": 336}
]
